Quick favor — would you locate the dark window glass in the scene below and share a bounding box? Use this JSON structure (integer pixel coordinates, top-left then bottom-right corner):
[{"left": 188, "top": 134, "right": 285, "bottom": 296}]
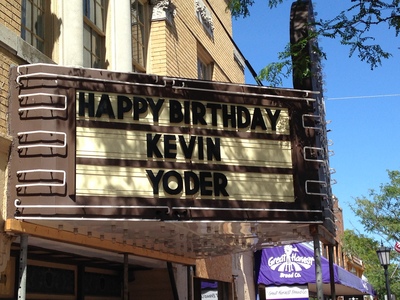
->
[
  {"left": 21, "top": 0, "right": 45, "bottom": 53},
  {"left": 83, "top": 0, "right": 106, "bottom": 68},
  {"left": 131, "top": 0, "right": 148, "bottom": 72}
]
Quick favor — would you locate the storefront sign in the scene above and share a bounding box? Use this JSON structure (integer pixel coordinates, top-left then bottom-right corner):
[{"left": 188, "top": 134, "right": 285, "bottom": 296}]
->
[
  {"left": 264, "top": 244, "right": 314, "bottom": 282},
  {"left": 257, "top": 243, "right": 376, "bottom": 296},
  {"left": 265, "top": 285, "right": 309, "bottom": 300}
]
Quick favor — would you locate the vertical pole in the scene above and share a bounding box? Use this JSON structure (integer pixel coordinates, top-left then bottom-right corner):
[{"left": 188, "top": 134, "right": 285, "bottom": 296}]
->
[
  {"left": 233, "top": 276, "right": 238, "bottom": 300},
  {"left": 328, "top": 245, "right": 336, "bottom": 300},
  {"left": 17, "top": 234, "right": 28, "bottom": 300},
  {"left": 313, "top": 233, "right": 324, "bottom": 300},
  {"left": 77, "top": 265, "right": 84, "bottom": 299},
  {"left": 187, "top": 266, "right": 193, "bottom": 300},
  {"left": 384, "top": 265, "right": 391, "bottom": 300},
  {"left": 167, "top": 262, "right": 179, "bottom": 300},
  {"left": 123, "top": 253, "right": 129, "bottom": 300}
]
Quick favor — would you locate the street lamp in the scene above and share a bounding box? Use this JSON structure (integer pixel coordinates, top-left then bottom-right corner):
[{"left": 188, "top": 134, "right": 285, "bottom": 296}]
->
[{"left": 376, "top": 242, "right": 392, "bottom": 300}]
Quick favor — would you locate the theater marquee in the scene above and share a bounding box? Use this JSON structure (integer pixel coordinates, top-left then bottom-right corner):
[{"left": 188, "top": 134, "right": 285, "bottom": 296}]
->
[
  {"left": 76, "top": 91, "right": 292, "bottom": 202},
  {"left": 8, "top": 64, "right": 331, "bottom": 224}
]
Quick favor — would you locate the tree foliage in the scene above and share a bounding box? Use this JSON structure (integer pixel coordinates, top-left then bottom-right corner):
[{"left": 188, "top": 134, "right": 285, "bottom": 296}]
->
[
  {"left": 348, "top": 170, "right": 400, "bottom": 299},
  {"left": 342, "top": 230, "right": 400, "bottom": 300},
  {"left": 228, "top": 0, "right": 284, "bottom": 17},
  {"left": 352, "top": 170, "right": 400, "bottom": 241},
  {"left": 317, "top": 0, "right": 397, "bottom": 68},
  {"left": 258, "top": 30, "right": 326, "bottom": 87},
  {"left": 227, "top": 0, "right": 400, "bottom": 86}
]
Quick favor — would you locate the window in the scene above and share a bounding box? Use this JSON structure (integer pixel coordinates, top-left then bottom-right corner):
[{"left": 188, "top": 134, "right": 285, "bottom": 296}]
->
[
  {"left": 131, "top": 0, "right": 149, "bottom": 72},
  {"left": 197, "top": 58, "right": 213, "bottom": 80},
  {"left": 194, "top": 279, "right": 231, "bottom": 300},
  {"left": 197, "top": 45, "right": 214, "bottom": 80},
  {"left": 83, "top": 0, "right": 106, "bottom": 68},
  {"left": 21, "top": 0, "right": 46, "bottom": 53}
]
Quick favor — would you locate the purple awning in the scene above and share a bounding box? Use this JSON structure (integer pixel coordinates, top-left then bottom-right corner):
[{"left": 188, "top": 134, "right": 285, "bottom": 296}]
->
[{"left": 257, "top": 243, "right": 375, "bottom": 296}]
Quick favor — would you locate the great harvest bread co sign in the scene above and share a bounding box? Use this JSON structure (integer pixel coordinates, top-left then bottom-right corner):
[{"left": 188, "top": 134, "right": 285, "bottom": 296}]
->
[{"left": 9, "top": 64, "right": 328, "bottom": 222}]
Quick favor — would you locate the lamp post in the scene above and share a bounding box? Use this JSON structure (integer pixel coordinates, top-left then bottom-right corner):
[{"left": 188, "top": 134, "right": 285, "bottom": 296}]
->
[{"left": 376, "top": 242, "right": 391, "bottom": 300}]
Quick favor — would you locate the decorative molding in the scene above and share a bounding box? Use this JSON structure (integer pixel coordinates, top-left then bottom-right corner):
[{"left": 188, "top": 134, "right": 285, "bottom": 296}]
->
[
  {"left": 151, "top": 0, "right": 176, "bottom": 25},
  {"left": 195, "top": 0, "right": 214, "bottom": 36},
  {"left": 233, "top": 48, "right": 245, "bottom": 71}
]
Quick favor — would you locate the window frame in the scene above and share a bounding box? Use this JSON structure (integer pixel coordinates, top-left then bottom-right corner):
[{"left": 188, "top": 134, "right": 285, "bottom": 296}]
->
[
  {"left": 131, "top": 0, "right": 149, "bottom": 72},
  {"left": 197, "top": 44, "right": 214, "bottom": 81},
  {"left": 83, "top": 0, "right": 106, "bottom": 69},
  {"left": 194, "top": 278, "right": 231, "bottom": 300},
  {"left": 21, "top": 0, "right": 51, "bottom": 56}
]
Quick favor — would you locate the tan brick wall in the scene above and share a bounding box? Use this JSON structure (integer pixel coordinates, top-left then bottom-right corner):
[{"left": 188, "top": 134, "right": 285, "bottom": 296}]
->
[
  {"left": 0, "top": 48, "right": 20, "bottom": 226},
  {"left": 0, "top": 2, "right": 22, "bottom": 272},
  {"left": 148, "top": 0, "right": 244, "bottom": 84},
  {"left": 0, "top": 48, "right": 22, "bottom": 135},
  {"left": 166, "top": 21, "right": 197, "bottom": 78},
  {"left": 196, "top": 254, "right": 233, "bottom": 282},
  {"left": 148, "top": 21, "right": 168, "bottom": 75},
  {"left": 0, "top": 0, "right": 22, "bottom": 134},
  {"left": 0, "top": 51, "right": 8, "bottom": 135},
  {"left": 0, "top": 0, "right": 21, "bottom": 34}
]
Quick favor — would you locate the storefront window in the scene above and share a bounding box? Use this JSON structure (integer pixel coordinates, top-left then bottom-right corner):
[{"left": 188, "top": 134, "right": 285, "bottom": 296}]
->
[{"left": 195, "top": 279, "right": 230, "bottom": 300}]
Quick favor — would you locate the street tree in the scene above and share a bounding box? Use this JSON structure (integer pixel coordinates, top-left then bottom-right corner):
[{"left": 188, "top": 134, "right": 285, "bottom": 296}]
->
[
  {"left": 352, "top": 169, "right": 400, "bottom": 242},
  {"left": 227, "top": 0, "right": 400, "bottom": 85},
  {"left": 342, "top": 230, "right": 400, "bottom": 300},
  {"left": 349, "top": 170, "right": 400, "bottom": 299}
]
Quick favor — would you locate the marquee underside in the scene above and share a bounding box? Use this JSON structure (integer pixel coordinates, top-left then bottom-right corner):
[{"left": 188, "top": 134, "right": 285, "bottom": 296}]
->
[{"left": 5, "top": 219, "right": 320, "bottom": 261}]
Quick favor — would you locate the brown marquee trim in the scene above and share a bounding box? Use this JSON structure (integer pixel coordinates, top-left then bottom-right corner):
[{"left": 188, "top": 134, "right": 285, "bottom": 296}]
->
[
  {"left": 4, "top": 219, "right": 196, "bottom": 265},
  {"left": 76, "top": 157, "right": 293, "bottom": 175},
  {"left": 76, "top": 120, "right": 290, "bottom": 141},
  {"left": 70, "top": 195, "right": 324, "bottom": 222}
]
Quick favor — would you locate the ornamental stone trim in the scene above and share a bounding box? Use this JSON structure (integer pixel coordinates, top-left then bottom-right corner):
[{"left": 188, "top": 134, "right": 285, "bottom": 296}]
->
[
  {"left": 195, "top": 0, "right": 214, "bottom": 35},
  {"left": 151, "top": 0, "right": 176, "bottom": 24}
]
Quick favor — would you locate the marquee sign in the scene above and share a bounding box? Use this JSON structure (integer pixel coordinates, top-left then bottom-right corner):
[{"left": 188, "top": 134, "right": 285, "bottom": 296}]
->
[
  {"left": 8, "top": 64, "right": 331, "bottom": 225},
  {"left": 76, "top": 91, "right": 292, "bottom": 202}
]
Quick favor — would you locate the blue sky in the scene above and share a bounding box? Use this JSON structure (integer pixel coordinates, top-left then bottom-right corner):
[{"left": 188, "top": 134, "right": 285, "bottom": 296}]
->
[{"left": 232, "top": 1, "right": 400, "bottom": 236}]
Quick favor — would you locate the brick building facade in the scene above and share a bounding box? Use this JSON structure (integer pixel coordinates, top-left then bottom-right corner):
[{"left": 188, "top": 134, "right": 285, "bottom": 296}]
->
[{"left": 0, "top": 1, "right": 249, "bottom": 299}]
